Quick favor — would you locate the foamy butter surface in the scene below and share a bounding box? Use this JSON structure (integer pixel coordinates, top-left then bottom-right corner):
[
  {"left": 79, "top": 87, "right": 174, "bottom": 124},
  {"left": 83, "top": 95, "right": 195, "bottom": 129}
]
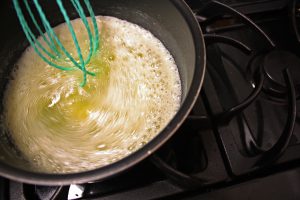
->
[{"left": 3, "top": 16, "right": 181, "bottom": 173}]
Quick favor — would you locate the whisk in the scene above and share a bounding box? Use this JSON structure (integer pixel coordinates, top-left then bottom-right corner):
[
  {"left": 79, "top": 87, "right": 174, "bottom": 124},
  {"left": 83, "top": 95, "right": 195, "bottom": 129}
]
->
[{"left": 13, "top": 0, "right": 100, "bottom": 87}]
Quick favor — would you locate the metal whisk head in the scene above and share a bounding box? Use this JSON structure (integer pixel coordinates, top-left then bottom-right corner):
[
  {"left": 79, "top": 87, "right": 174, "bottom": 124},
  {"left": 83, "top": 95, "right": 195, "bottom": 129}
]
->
[{"left": 13, "top": 0, "right": 100, "bottom": 87}]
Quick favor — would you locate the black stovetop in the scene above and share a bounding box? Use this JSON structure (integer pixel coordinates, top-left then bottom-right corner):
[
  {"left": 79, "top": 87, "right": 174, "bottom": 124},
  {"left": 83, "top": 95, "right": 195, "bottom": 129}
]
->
[{"left": 1, "top": 0, "right": 300, "bottom": 199}]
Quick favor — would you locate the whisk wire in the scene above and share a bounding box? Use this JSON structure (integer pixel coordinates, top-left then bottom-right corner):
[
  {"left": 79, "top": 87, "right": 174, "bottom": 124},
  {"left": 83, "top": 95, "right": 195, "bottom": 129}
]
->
[
  {"left": 13, "top": 0, "right": 100, "bottom": 86},
  {"left": 84, "top": 0, "right": 100, "bottom": 54},
  {"left": 71, "top": 0, "right": 94, "bottom": 66},
  {"left": 13, "top": 0, "right": 74, "bottom": 71},
  {"left": 23, "top": 0, "right": 61, "bottom": 57},
  {"left": 33, "top": 0, "right": 85, "bottom": 70},
  {"left": 56, "top": 0, "right": 87, "bottom": 85}
]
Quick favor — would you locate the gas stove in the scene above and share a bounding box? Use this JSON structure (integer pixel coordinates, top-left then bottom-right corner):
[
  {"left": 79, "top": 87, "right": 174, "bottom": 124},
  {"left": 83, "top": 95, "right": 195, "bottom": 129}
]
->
[{"left": 1, "top": 0, "right": 300, "bottom": 199}]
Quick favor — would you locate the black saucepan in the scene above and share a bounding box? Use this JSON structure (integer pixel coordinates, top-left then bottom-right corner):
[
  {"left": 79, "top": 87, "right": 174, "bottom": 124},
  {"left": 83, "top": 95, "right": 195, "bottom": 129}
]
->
[{"left": 0, "top": 0, "right": 205, "bottom": 185}]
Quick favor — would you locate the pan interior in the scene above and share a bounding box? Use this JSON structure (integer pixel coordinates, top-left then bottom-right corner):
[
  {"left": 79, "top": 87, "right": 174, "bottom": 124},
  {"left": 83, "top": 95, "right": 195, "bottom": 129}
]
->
[{"left": 0, "top": 0, "right": 196, "bottom": 176}]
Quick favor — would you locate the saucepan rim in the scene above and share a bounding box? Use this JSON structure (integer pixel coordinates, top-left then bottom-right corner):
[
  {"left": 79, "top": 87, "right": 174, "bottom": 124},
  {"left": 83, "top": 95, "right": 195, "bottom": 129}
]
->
[{"left": 0, "top": 0, "right": 206, "bottom": 185}]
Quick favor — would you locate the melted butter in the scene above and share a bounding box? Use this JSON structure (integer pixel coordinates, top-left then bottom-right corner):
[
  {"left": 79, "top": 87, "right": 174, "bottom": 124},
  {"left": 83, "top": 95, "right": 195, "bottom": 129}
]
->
[{"left": 3, "top": 16, "right": 181, "bottom": 173}]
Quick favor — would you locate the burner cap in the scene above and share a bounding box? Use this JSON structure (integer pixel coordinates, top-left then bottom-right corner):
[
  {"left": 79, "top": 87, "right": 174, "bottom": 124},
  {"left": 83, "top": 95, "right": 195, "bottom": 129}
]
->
[{"left": 263, "top": 50, "right": 300, "bottom": 87}]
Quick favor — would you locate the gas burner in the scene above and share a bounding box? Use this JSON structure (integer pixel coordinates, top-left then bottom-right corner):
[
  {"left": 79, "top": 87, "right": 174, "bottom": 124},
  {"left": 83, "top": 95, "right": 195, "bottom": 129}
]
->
[
  {"left": 193, "top": 0, "right": 298, "bottom": 177},
  {"left": 262, "top": 50, "right": 300, "bottom": 101},
  {"left": 152, "top": 0, "right": 297, "bottom": 188}
]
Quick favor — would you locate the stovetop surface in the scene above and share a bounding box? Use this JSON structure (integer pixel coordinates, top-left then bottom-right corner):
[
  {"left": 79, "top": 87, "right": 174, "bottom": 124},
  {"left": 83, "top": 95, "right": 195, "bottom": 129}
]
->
[{"left": 1, "top": 0, "right": 300, "bottom": 199}]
